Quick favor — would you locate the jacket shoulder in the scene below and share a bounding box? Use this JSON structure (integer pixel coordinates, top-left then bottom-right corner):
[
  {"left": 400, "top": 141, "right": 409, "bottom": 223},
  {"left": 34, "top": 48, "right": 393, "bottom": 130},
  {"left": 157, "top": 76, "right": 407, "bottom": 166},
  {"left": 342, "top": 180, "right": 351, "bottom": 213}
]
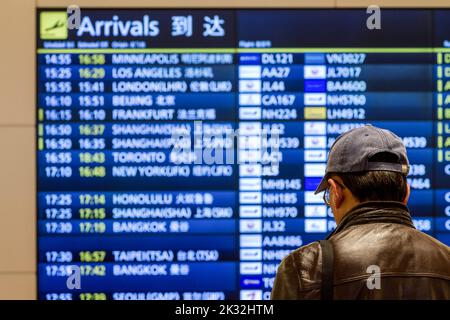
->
[
  {"left": 271, "top": 241, "right": 322, "bottom": 299},
  {"left": 288, "top": 241, "right": 323, "bottom": 289},
  {"left": 331, "top": 223, "right": 450, "bottom": 281}
]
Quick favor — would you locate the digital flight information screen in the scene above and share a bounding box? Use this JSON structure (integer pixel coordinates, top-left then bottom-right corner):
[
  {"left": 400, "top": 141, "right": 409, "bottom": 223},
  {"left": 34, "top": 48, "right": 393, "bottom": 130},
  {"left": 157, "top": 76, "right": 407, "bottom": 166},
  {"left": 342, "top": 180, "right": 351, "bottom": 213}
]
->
[{"left": 37, "top": 9, "right": 450, "bottom": 300}]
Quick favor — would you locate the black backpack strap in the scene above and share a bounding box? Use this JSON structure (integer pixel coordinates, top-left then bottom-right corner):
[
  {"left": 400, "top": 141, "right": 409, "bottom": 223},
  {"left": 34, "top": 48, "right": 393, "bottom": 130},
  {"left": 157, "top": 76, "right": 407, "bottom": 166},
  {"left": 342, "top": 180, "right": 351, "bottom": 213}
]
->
[{"left": 319, "top": 240, "right": 335, "bottom": 300}]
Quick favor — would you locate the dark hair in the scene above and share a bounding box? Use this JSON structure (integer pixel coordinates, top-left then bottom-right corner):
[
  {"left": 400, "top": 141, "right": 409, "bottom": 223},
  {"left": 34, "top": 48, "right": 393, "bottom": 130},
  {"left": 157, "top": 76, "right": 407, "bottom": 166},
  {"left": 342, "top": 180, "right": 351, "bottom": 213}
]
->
[{"left": 334, "top": 152, "right": 408, "bottom": 202}]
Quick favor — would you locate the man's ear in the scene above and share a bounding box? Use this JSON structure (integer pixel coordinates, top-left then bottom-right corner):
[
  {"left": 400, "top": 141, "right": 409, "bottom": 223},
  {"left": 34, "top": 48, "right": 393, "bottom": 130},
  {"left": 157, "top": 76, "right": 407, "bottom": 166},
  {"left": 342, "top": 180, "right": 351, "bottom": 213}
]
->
[
  {"left": 327, "top": 178, "right": 344, "bottom": 208},
  {"left": 403, "top": 183, "right": 410, "bottom": 205}
]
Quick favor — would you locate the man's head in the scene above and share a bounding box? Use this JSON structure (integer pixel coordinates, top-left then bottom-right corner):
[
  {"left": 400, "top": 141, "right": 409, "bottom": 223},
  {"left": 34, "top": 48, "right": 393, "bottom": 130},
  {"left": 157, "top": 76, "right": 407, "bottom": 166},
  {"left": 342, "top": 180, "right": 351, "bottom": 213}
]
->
[{"left": 314, "top": 125, "right": 410, "bottom": 224}]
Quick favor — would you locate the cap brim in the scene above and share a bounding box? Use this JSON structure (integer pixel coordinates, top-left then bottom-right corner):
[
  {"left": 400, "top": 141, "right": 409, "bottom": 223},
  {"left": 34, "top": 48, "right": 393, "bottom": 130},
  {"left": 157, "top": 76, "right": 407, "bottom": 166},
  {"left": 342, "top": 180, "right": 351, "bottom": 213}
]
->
[{"left": 314, "top": 176, "right": 329, "bottom": 194}]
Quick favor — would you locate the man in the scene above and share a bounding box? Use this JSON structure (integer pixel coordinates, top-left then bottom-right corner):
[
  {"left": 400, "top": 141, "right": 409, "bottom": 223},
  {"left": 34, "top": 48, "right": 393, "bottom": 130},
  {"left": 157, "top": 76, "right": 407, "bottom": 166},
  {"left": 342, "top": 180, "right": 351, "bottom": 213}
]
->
[{"left": 271, "top": 125, "right": 450, "bottom": 299}]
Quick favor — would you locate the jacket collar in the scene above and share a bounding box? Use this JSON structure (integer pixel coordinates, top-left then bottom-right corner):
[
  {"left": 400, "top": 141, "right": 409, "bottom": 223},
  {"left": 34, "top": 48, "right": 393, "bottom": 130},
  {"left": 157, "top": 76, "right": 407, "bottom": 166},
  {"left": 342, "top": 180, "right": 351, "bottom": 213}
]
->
[{"left": 326, "top": 201, "right": 415, "bottom": 240}]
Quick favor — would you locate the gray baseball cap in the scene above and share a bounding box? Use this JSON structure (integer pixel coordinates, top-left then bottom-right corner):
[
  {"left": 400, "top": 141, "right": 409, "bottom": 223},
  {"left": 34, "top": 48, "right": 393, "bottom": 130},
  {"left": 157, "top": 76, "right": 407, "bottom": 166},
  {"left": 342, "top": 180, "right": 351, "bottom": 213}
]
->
[{"left": 314, "top": 124, "right": 410, "bottom": 194}]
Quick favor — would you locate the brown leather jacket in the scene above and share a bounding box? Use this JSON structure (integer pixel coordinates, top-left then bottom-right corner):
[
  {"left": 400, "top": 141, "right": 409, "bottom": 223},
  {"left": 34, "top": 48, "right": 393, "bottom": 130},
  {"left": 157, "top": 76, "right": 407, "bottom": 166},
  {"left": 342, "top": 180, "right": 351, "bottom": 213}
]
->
[{"left": 271, "top": 201, "right": 450, "bottom": 299}]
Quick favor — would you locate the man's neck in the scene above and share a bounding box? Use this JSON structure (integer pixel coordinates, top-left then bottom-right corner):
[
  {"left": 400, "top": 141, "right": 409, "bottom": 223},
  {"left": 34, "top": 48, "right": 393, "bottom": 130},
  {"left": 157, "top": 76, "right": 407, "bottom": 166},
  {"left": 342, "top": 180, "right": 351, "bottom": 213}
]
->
[{"left": 334, "top": 200, "right": 360, "bottom": 224}]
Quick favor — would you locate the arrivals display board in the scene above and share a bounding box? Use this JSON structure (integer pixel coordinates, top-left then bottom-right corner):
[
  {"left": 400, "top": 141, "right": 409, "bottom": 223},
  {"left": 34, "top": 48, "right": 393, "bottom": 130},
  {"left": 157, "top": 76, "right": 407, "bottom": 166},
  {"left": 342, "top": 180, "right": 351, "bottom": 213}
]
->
[{"left": 37, "top": 9, "right": 450, "bottom": 300}]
